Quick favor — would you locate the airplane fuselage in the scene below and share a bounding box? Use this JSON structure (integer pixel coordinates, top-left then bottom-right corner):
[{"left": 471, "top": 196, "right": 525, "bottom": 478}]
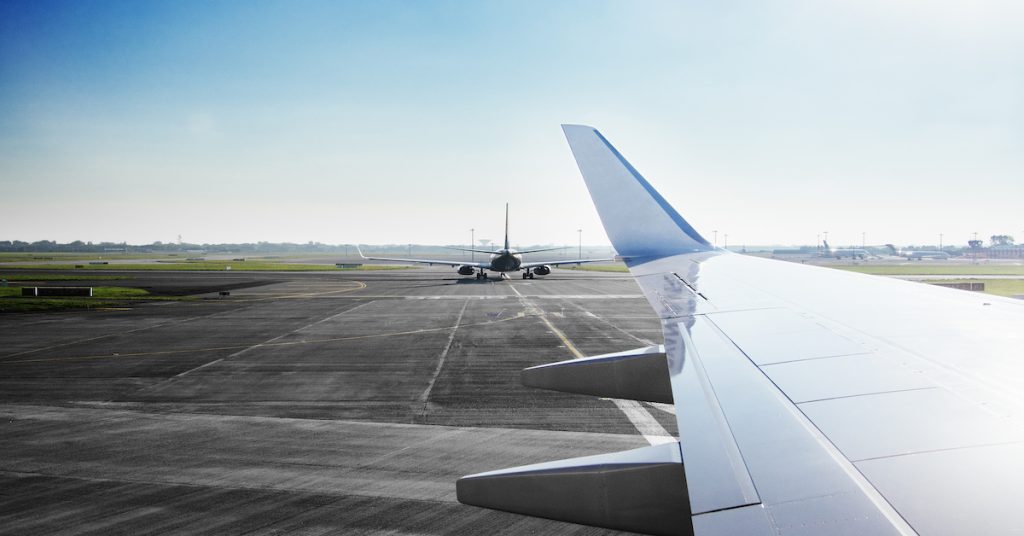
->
[{"left": 488, "top": 250, "right": 523, "bottom": 272}]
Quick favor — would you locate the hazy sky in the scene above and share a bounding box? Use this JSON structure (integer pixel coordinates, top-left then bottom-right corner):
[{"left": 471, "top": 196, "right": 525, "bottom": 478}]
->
[{"left": 2, "top": 0, "right": 1021, "bottom": 248}]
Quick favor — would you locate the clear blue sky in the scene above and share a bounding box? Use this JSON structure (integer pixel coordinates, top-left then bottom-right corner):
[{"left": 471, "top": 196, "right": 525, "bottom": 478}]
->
[{"left": 2, "top": 0, "right": 1021, "bottom": 248}]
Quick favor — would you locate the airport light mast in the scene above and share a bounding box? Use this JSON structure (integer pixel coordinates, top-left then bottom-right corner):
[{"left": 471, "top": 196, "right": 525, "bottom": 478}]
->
[
  {"left": 470, "top": 228, "right": 475, "bottom": 262},
  {"left": 577, "top": 229, "right": 582, "bottom": 259}
]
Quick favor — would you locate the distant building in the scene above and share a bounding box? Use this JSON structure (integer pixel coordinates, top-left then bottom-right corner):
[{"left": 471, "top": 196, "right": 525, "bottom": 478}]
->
[{"left": 987, "top": 245, "right": 1024, "bottom": 259}]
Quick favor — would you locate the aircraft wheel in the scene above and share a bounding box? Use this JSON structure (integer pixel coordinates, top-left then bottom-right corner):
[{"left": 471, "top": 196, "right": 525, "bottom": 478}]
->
[{"left": 529, "top": 273, "right": 535, "bottom": 279}]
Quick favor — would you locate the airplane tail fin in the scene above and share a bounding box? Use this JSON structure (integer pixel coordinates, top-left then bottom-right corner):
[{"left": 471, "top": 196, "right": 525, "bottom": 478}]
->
[
  {"left": 504, "top": 203, "right": 510, "bottom": 251},
  {"left": 561, "top": 125, "right": 711, "bottom": 260}
]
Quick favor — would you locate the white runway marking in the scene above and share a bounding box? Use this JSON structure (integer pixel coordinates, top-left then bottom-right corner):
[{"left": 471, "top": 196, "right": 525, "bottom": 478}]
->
[
  {"left": 509, "top": 283, "right": 673, "bottom": 445},
  {"left": 143, "top": 300, "right": 376, "bottom": 391},
  {"left": 646, "top": 402, "right": 677, "bottom": 415},
  {"left": 612, "top": 399, "right": 676, "bottom": 445},
  {"left": 418, "top": 298, "right": 470, "bottom": 410}
]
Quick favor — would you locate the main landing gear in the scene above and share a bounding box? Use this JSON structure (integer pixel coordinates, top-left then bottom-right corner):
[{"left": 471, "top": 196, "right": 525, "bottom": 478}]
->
[
  {"left": 476, "top": 270, "right": 488, "bottom": 280},
  {"left": 522, "top": 269, "right": 535, "bottom": 279}
]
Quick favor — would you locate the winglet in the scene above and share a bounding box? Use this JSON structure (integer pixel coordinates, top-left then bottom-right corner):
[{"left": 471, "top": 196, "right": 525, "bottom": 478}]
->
[
  {"left": 355, "top": 245, "right": 368, "bottom": 259},
  {"left": 562, "top": 125, "right": 711, "bottom": 259}
]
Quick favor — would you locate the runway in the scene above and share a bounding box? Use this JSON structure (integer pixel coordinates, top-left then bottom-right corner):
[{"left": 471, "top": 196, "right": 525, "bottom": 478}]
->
[{"left": 0, "top": 267, "right": 674, "bottom": 535}]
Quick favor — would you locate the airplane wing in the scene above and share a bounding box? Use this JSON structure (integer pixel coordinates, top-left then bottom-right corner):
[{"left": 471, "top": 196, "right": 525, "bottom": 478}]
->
[
  {"left": 520, "top": 257, "right": 614, "bottom": 268},
  {"left": 443, "top": 246, "right": 502, "bottom": 255},
  {"left": 356, "top": 246, "right": 489, "bottom": 268},
  {"left": 457, "top": 125, "right": 1024, "bottom": 535},
  {"left": 514, "top": 246, "right": 568, "bottom": 254}
]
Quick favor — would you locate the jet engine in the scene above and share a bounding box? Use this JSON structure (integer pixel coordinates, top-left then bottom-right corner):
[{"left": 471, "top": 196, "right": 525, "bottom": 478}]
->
[
  {"left": 457, "top": 265, "right": 476, "bottom": 276},
  {"left": 533, "top": 265, "right": 551, "bottom": 276}
]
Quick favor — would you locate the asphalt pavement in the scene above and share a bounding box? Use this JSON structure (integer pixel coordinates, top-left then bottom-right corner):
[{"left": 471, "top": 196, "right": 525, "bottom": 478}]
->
[{"left": 0, "top": 267, "right": 675, "bottom": 535}]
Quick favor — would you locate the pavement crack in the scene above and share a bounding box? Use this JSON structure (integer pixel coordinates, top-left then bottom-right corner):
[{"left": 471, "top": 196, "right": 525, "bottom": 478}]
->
[{"left": 415, "top": 298, "right": 470, "bottom": 422}]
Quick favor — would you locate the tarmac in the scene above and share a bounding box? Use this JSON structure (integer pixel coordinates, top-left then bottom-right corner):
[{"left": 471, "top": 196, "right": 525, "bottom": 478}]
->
[{"left": 0, "top": 267, "right": 676, "bottom": 535}]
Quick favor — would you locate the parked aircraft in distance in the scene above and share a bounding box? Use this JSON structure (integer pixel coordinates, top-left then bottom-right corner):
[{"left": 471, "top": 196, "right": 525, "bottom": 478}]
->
[
  {"left": 885, "top": 243, "right": 952, "bottom": 260},
  {"left": 457, "top": 125, "right": 1024, "bottom": 535},
  {"left": 358, "top": 204, "right": 609, "bottom": 279},
  {"left": 822, "top": 240, "right": 869, "bottom": 260}
]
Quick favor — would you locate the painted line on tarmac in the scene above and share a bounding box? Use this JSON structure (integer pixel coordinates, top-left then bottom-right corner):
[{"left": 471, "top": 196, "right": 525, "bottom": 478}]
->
[
  {"left": 566, "top": 301, "right": 656, "bottom": 347},
  {"left": 417, "top": 299, "right": 470, "bottom": 416},
  {"left": 0, "top": 307, "right": 532, "bottom": 365},
  {"left": 508, "top": 283, "right": 673, "bottom": 446},
  {"left": 0, "top": 302, "right": 273, "bottom": 361},
  {"left": 144, "top": 300, "right": 378, "bottom": 393},
  {"left": 646, "top": 402, "right": 676, "bottom": 415}
]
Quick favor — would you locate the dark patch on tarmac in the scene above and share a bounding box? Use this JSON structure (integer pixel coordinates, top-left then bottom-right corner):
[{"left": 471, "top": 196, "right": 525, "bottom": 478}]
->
[
  {"left": 1, "top": 269, "right": 284, "bottom": 296},
  {"left": 0, "top": 267, "right": 670, "bottom": 535}
]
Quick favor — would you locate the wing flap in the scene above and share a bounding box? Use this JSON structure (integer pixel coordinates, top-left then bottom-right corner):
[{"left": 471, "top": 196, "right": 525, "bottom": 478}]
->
[
  {"left": 457, "top": 442, "right": 692, "bottom": 536},
  {"left": 521, "top": 345, "right": 673, "bottom": 404}
]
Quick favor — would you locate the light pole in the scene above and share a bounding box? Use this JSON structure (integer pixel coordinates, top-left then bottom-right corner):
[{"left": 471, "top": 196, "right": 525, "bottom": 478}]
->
[
  {"left": 724, "top": 233, "right": 729, "bottom": 250},
  {"left": 713, "top": 230, "right": 718, "bottom": 248},
  {"left": 577, "top": 229, "right": 583, "bottom": 259},
  {"left": 862, "top": 232, "right": 866, "bottom": 248},
  {"left": 470, "top": 228, "right": 475, "bottom": 262},
  {"left": 823, "top": 231, "right": 829, "bottom": 244},
  {"left": 939, "top": 233, "right": 943, "bottom": 251}
]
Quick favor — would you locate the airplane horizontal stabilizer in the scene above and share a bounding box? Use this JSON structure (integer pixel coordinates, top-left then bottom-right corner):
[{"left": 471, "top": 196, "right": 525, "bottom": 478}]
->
[
  {"left": 457, "top": 442, "right": 692, "bottom": 536},
  {"left": 521, "top": 345, "right": 672, "bottom": 403}
]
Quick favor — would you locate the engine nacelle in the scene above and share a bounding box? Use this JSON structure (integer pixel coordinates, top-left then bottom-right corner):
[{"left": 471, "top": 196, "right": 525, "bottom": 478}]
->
[
  {"left": 458, "top": 265, "right": 476, "bottom": 276},
  {"left": 533, "top": 265, "right": 551, "bottom": 276}
]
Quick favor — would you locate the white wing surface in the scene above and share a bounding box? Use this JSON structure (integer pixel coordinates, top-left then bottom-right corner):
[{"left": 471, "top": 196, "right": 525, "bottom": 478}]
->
[
  {"left": 457, "top": 125, "right": 1024, "bottom": 536},
  {"left": 520, "top": 257, "right": 614, "bottom": 269},
  {"left": 356, "top": 246, "right": 489, "bottom": 268}
]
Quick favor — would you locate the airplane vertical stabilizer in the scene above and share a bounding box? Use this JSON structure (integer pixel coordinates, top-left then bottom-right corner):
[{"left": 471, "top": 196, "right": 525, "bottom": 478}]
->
[{"left": 504, "top": 203, "right": 510, "bottom": 251}]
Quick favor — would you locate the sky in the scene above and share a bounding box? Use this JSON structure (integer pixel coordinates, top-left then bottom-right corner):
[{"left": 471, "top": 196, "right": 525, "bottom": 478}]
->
[{"left": 1, "top": 0, "right": 1022, "bottom": 248}]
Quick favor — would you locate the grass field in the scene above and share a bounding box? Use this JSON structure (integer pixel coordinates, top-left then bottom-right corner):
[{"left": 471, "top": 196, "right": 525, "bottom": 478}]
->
[
  {"left": 834, "top": 264, "right": 1024, "bottom": 276},
  {"left": 1, "top": 274, "right": 129, "bottom": 281},
  {"left": 1, "top": 262, "right": 414, "bottom": 272},
  {"left": 0, "top": 252, "right": 179, "bottom": 262},
  {"left": 0, "top": 285, "right": 166, "bottom": 313}
]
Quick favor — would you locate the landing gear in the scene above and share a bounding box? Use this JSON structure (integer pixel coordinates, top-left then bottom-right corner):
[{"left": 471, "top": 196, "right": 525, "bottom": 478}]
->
[
  {"left": 522, "top": 270, "right": 534, "bottom": 279},
  {"left": 477, "top": 270, "right": 487, "bottom": 280}
]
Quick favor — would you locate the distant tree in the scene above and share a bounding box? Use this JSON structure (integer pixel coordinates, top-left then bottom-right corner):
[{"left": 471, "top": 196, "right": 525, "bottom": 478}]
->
[
  {"left": 968, "top": 240, "right": 984, "bottom": 249},
  {"left": 990, "top": 235, "right": 1015, "bottom": 246}
]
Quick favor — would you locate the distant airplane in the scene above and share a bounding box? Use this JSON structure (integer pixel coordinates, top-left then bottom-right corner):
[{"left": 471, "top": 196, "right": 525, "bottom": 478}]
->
[
  {"left": 822, "top": 240, "right": 869, "bottom": 259},
  {"left": 885, "top": 243, "right": 951, "bottom": 260},
  {"left": 358, "top": 204, "right": 609, "bottom": 279}
]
